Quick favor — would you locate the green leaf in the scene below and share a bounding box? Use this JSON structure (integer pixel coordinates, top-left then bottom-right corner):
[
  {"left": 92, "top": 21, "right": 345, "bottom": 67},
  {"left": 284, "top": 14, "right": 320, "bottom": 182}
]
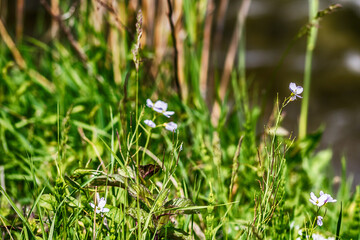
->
[
  {"left": 39, "top": 194, "right": 57, "bottom": 211},
  {"left": 336, "top": 202, "right": 342, "bottom": 240},
  {"left": 72, "top": 169, "right": 105, "bottom": 178},
  {"left": 156, "top": 189, "right": 170, "bottom": 209},
  {"left": 66, "top": 196, "right": 83, "bottom": 208}
]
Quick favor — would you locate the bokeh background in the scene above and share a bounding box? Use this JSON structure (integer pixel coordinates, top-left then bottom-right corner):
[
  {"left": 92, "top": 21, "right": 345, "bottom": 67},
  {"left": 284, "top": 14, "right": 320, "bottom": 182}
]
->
[{"left": 1, "top": 0, "right": 359, "bottom": 185}]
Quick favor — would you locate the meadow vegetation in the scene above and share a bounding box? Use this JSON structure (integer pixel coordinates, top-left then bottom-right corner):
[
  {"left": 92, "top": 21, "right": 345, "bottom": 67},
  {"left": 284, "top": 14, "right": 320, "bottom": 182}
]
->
[{"left": 0, "top": 0, "right": 359, "bottom": 239}]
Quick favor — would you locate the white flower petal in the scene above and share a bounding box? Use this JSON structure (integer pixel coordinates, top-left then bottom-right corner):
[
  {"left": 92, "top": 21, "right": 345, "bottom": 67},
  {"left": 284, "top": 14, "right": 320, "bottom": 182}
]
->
[
  {"left": 146, "top": 99, "right": 154, "bottom": 108},
  {"left": 289, "top": 82, "right": 297, "bottom": 92},
  {"left": 144, "top": 119, "right": 156, "bottom": 128},
  {"left": 154, "top": 100, "right": 168, "bottom": 112},
  {"left": 98, "top": 198, "right": 106, "bottom": 208},
  {"left": 163, "top": 111, "right": 175, "bottom": 118},
  {"left": 102, "top": 207, "right": 110, "bottom": 213},
  {"left": 296, "top": 86, "right": 303, "bottom": 94},
  {"left": 165, "top": 122, "right": 177, "bottom": 132},
  {"left": 90, "top": 203, "right": 95, "bottom": 209},
  {"left": 96, "top": 193, "right": 100, "bottom": 203},
  {"left": 310, "top": 192, "right": 317, "bottom": 201},
  {"left": 153, "top": 108, "right": 163, "bottom": 113},
  {"left": 324, "top": 193, "right": 337, "bottom": 203}
]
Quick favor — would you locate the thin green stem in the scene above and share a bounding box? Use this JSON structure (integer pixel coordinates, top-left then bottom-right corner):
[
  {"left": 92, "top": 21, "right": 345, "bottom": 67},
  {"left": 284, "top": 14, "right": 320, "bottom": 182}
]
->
[
  {"left": 141, "top": 116, "right": 156, "bottom": 166},
  {"left": 135, "top": 69, "right": 142, "bottom": 239},
  {"left": 299, "top": 0, "right": 319, "bottom": 139},
  {"left": 308, "top": 207, "right": 320, "bottom": 237}
]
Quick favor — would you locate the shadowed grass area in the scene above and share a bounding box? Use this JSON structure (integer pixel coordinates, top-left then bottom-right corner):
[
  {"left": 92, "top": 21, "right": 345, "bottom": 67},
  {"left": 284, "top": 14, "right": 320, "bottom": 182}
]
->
[{"left": 0, "top": 1, "right": 357, "bottom": 239}]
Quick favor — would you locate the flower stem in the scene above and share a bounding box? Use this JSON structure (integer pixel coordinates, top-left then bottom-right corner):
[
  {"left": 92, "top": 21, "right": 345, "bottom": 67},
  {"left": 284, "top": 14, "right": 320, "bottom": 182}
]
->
[{"left": 135, "top": 69, "right": 142, "bottom": 239}]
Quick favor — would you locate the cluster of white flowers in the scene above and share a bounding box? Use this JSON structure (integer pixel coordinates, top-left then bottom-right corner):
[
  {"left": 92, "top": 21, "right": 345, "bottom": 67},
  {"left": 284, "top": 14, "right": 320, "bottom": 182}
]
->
[
  {"left": 309, "top": 191, "right": 337, "bottom": 227},
  {"left": 144, "top": 99, "right": 178, "bottom": 132}
]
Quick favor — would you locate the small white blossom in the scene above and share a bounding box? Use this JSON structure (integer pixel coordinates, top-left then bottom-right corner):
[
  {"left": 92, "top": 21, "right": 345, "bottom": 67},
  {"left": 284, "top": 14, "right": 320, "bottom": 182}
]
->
[
  {"left": 317, "top": 216, "right": 323, "bottom": 226},
  {"left": 144, "top": 119, "right": 156, "bottom": 128},
  {"left": 289, "top": 82, "right": 303, "bottom": 101},
  {"left": 309, "top": 191, "right": 337, "bottom": 207},
  {"left": 164, "top": 122, "right": 177, "bottom": 132},
  {"left": 146, "top": 99, "right": 175, "bottom": 118},
  {"left": 90, "top": 193, "right": 109, "bottom": 216}
]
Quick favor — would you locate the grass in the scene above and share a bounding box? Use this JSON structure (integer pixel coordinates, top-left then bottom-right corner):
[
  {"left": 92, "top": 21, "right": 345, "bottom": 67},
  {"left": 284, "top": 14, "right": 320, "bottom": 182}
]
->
[{"left": 0, "top": 1, "right": 358, "bottom": 239}]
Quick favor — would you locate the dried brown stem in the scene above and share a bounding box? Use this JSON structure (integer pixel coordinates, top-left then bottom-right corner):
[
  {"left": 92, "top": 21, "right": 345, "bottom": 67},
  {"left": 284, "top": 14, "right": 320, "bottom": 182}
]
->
[
  {"left": 211, "top": 0, "right": 252, "bottom": 126},
  {"left": 167, "top": 0, "right": 182, "bottom": 100},
  {"left": 95, "top": 0, "right": 133, "bottom": 39},
  {"left": 199, "top": 0, "right": 215, "bottom": 99},
  {"left": 40, "top": 0, "right": 88, "bottom": 63},
  {"left": 0, "top": 19, "right": 26, "bottom": 69},
  {"left": 0, "top": 19, "right": 55, "bottom": 92},
  {"left": 16, "top": 0, "right": 24, "bottom": 42}
]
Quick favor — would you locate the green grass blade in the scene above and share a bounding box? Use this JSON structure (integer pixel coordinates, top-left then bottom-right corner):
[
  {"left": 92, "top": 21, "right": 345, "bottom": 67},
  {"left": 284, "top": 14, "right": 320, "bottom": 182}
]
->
[
  {"left": 336, "top": 201, "right": 343, "bottom": 240},
  {"left": 0, "top": 186, "right": 37, "bottom": 239}
]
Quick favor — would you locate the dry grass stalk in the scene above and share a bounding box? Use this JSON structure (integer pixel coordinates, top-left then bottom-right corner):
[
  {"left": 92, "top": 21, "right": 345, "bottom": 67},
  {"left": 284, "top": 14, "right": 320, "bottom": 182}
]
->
[
  {"left": 107, "top": 0, "right": 122, "bottom": 85},
  {"left": 206, "top": 0, "right": 229, "bottom": 108},
  {"left": 174, "top": 0, "right": 187, "bottom": 101},
  {"left": 0, "top": 19, "right": 55, "bottom": 92},
  {"left": 151, "top": 0, "right": 169, "bottom": 80},
  {"left": 211, "top": 0, "right": 251, "bottom": 126},
  {"left": 40, "top": 0, "right": 88, "bottom": 63},
  {"left": 167, "top": 0, "right": 183, "bottom": 100},
  {"left": 142, "top": 0, "right": 155, "bottom": 47},
  {"left": 199, "top": 0, "right": 215, "bottom": 100},
  {"left": 50, "top": 0, "right": 60, "bottom": 38},
  {"left": 16, "top": 0, "right": 24, "bottom": 42},
  {"left": 90, "top": 0, "right": 106, "bottom": 46},
  {"left": 0, "top": 19, "right": 26, "bottom": 69},
  {"left": 0, "top": 0, "right": 8, "bottom": 24}
]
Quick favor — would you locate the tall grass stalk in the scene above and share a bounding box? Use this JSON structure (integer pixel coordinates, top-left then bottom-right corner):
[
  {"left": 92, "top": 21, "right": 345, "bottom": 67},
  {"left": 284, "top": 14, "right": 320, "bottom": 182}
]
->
[
  {"left": 299, "top": 0, "right": 319, "bottom": 139},
  {"left": 133, "top": 10, "right": 143, "bottom": 239}
]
